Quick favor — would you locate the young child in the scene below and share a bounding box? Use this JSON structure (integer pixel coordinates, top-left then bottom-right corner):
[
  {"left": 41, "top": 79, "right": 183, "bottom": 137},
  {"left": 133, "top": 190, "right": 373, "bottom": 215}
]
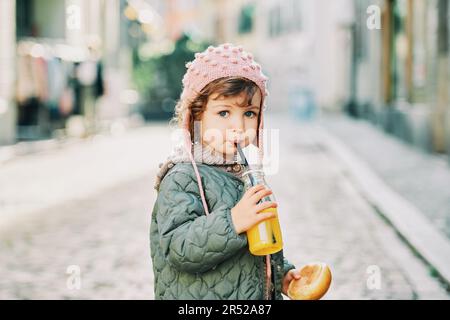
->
[{"left": 150, "top": 43, "right": 300, "bottom": 300}]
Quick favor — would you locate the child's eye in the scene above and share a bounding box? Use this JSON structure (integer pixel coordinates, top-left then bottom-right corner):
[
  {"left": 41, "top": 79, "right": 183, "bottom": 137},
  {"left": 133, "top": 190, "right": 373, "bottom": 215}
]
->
[
  {"left": 244, "top": 111, "right": 257, "bottom": 118},
  {"left": 218, "top": 111, "right": 229, "bottom": 118}
]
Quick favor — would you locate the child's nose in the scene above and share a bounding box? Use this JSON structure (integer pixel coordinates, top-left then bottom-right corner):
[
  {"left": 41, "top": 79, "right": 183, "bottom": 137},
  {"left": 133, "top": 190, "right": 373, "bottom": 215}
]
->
[
  {"left": 227, "top": 128, "right": 244, "bottom": 143},
  {"left": 230, "top": 116, "right": 245, "bottom": 132},
  {"left": 230, "top": 128, "right": 244, "bottom": 138}
]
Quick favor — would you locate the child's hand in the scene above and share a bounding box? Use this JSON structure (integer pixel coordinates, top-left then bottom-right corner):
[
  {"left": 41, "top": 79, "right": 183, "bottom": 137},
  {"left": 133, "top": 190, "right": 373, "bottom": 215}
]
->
[
  {"left": 282, "top": 269, "right": 302, "bottom": 297},
  {"left": 230, "top": 184, "right": 278, "bottom": 234}
]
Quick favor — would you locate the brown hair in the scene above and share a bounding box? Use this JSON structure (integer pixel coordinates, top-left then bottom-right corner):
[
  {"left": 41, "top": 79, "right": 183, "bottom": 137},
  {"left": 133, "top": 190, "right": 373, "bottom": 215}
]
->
[{"left": 171, "top": 77, "right": 261, "bottom": 140}]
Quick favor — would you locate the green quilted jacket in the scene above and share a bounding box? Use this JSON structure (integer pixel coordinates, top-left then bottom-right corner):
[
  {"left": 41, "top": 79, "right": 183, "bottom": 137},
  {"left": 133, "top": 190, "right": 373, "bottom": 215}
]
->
[{"left": 150, "top": 162, "right": 296, "bottom": 300}]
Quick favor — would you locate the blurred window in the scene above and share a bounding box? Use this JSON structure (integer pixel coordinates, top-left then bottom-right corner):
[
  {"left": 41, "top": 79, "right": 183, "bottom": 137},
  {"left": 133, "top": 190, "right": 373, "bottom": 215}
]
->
[
  {"left": 448, "top": 0, "right": 450, "bottom": 99},
  {"left": 291, "top": 0, "right": 302, "bottom": 32},
  {"left": 410, "top": 0, "right": 428, "bottom": 103},
  {"left": 268, "top": 6, "right": 281, "bottom": 37},
  {"left": 268, "top": 0, "right": 302, "bottom": 38},
  {"left": 16, "top": 0, "right": 65, "bottom": 39},
  {"left": 392, "top": 0, "right": 409, "bottom": 101},
  {"left": 354, "top": 0, "right": 369, "bottom": 62},
  {"left": 238, "top": 3, "right": 255, "bottom": 34},
  {"left": 16, "top": 0, "right": 34, "bottom": 38}
]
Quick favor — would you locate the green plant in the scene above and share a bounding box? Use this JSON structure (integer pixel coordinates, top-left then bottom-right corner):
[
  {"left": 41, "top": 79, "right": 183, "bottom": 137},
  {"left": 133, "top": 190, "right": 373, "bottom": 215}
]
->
[{"left": 132, "top": 33, "right": 210, "bottom": 119}]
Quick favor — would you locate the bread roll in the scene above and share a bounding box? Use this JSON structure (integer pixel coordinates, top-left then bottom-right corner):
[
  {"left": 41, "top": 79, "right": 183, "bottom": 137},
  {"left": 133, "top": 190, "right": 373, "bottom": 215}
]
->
[{"left": 287, "top": 262, "right": 332, "bottom": 300}]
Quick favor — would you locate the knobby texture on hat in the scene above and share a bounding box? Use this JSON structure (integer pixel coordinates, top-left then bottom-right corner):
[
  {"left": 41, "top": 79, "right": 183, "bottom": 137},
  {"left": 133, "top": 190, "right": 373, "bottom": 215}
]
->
[{"left": 181, "top": 43, "right": 270, "bottom": 107}]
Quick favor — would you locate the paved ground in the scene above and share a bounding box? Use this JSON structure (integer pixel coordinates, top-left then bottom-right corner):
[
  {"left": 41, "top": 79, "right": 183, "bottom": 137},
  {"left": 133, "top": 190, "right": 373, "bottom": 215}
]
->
[
  {"left": 0, "top": 172, "right": 156, "bottom": 299},
  {"left": 267, "top": 115, "right": 448, "bottom": 299},
  {"left": 0, "top": 123, "right": 171, "bottom": 230},
  {"left": 0, "top": 114, "right": 448, "bottom": 299},
  {"left": 319, "top": 114, "right": 450, "bottom": 239}
]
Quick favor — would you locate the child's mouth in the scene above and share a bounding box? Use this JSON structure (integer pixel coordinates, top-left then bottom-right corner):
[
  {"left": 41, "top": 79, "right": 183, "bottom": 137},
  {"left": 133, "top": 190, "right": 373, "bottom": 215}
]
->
[
  {"left": 223, "top": 141, "right": 238, "bottom": 154},
  {"left": 230, "top": 136, "right": 245, "bottom": 144},
  {"left": 227, "top": 140, "right": 243, "bottom": 148}
]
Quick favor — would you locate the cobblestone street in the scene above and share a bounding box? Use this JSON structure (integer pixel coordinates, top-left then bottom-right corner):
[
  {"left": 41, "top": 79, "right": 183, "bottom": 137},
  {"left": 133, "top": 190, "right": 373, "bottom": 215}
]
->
[{"left": 0, "top": 116, "right": 448, "bottom": 299}]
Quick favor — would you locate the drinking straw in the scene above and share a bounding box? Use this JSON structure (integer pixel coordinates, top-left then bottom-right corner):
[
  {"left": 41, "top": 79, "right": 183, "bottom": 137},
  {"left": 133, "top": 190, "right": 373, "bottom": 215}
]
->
[{"left": 236, "top": 143, "right": 256, "bottom": 187}]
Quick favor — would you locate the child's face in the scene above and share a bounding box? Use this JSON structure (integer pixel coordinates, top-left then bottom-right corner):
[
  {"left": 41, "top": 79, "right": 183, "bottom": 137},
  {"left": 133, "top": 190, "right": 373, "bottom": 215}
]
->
[{"left": 200, "top": 89, "right": 262, "bottom": 157}]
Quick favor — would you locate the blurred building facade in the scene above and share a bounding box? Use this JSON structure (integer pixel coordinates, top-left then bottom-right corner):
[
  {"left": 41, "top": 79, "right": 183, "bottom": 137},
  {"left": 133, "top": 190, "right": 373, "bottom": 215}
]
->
[
  {"left": 0, "top": 0, "right": 135, "bottom": 146},
  {"left": 347, "top": 0, "right": 450, "bottom": 156},
  {"left": 200, "top": 0, "right": 309, "bottom": 115},
  {"left": 3, "top": 0, "right": 449, "bottom": 159},
  {"left": 195, "top": 0, "right": 355, "bottom": 119},
  {"left": 197, "top": 0, "right": 450, "bottom": 158}
]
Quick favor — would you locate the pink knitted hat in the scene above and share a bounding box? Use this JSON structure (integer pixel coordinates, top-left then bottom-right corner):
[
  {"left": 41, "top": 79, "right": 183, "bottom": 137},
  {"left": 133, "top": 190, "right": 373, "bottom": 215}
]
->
[
  {"left": 181, "top": 43, "right": 269, "bottom": 104},
  {"left": 179, "top": 43, "right": 273, "bottom": 292},
  {"left": 179, "top": 43, "right": 269, "bottom": 216}
]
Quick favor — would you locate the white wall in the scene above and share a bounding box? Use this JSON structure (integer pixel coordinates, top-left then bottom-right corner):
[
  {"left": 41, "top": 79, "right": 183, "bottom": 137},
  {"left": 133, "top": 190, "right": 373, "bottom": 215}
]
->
[
  {"left": 308, "top": 0, "right": 354, "bottom": 111},
  {"left": 0, "top": 0, "right": 16, "bottom": 145},
  {"left": 255, "top": 0, "right": 355, "bottom": 113}
]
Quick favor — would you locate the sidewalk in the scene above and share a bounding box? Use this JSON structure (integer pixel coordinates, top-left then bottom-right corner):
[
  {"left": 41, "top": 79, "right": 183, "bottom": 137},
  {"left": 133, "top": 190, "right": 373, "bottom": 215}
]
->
[
  {"left": 267, "top": 114, "right": 449, "bottom": 299},
  {"left": 317, "top": 113, "right": 450, "bottom": 287},
  {"left": 0, "top": 137, "right": 80, "bottom": 164},
  {"left": 0, "top": 122, "right": 171, "bottom": 232},
  {"left": 0, "top": 116, "right": 146, "bottom": 166},
  {"left": 319, "top": 113, "right": 450, "bottom": 239}
]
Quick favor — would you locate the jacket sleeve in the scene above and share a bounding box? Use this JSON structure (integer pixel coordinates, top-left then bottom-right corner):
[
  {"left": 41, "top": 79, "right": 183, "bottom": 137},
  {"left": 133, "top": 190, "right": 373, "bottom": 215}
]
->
[
  {"left": 156, "top": 171, "right": 248, "bottom": 274},
  {"left": 283, "top": 257, "right": 296, "bottom": 276}
]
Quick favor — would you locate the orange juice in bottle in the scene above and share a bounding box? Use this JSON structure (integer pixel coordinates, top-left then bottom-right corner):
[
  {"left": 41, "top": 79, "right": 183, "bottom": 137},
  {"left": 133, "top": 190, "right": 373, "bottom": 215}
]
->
[{"left": 241, "top": 169, "right": 283, "bottom": 256}]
